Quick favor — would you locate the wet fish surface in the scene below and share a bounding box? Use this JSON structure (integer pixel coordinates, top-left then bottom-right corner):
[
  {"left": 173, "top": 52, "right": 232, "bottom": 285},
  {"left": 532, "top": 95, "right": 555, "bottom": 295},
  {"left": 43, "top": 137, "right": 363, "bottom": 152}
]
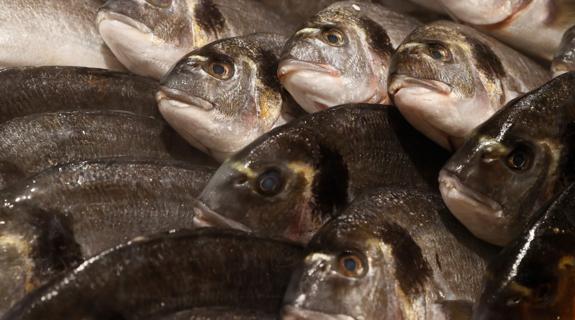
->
[
  {"left": 97, "top": 0, "right": 298, "bottom": 78},
  {"left": 158, "top": 33, "right": 302, "bottom": 161},
  {"left": 388, "top": 20, "right": 551, "bottom": 150},
  {"left": 282, "top": 188, "right": 496, "bottom": 320},
  {"left": 159, "top": 308, "right": 275, "bottom": 320},
  {"left": 439, "top": 72, "right": 575, "bottom": 246},
  {"left": 474, "top": 183, "right": 575, "bottom": 320},
  {"left": 553, "top": 25, "right": 575, "bottom": 76},
  {"left": 2, "top": 229, "right": 304, "bottom": 320},
  {"left": 278, "top": 1, "right": 421, "bottom": 113},
  {"left": 195, "top": 104, "right": 450, "bottom": 244},
  {"left": 0, "top": 67, "right": 160, "bottom": 124},
  {"left": 0, "top": 0, "right": 123, "bottom": 70},
  {"left": 0, "top": 110, "right": 214, "bottom": 190}
]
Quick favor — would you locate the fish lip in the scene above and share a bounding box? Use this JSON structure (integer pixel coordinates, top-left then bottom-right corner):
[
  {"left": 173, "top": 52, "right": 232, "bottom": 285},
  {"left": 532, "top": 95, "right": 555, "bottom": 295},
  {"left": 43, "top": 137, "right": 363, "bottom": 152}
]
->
[
  {"left": 97, "top": 10, "right": 152, "bottom": 34},
  {"left": 281, "top": 305, "right": 356, "bottom": 320},
  {"left": 277, "top": 59, "right": 341, "bottom": 80},
  {"left": 388, "top": 74, "right": 452, "bottom": 96},
  {"left": 157, "top": 87, "right": 214, "bottom": 111},
  {"left": 439, "top": 170, "right": 503, "bottom": 214},
  {"left": 193, "top": 201, "right": 252, "bottom": 232}
]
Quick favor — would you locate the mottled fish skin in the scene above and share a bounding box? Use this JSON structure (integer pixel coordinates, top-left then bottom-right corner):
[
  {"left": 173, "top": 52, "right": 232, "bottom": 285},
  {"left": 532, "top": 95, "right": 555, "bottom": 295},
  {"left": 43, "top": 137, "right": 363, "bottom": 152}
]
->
[
  {"left": 195, "top": 104, "right": 449, "bottom": 244},
  {"left": 158, "top": 33, "right": 301, "bottom": 161},
  {"left": 0, "top": 0, "right": 123, "bottom": 70},
  {"left": 279, "top": 1, "right": 421, "bottom": 113},
  {"left": 282, "top": 188, "right": 496, "bottom": 320},
  {"left": 439, "top": 72, "right": 575, "bottom": 246},
  {"left": 159, "top": 308, "right": 275, "bottom": 320},
  {"left": 436, "top": 0, "right": 575, "bottom": 60},
  {"left": 0, "top": 110, "right": 215, "bottom": 190},
  {"left": 388, "top": 20, "right": 550, "bottom": 151},
  {"left": 553, "top": 25, "right": 575, "bottom": 76},
  {"left": 97, "top": 0, "right": 298, "bottom": 79},
  {"left": 1, "top": 229, "right": 304, "bottom": 320},
  {"left": 0, "top": 67, "right": 160, "bottom": 124},
  {"left": 474, "top": 183, "right": 575, "bottom": 320}
]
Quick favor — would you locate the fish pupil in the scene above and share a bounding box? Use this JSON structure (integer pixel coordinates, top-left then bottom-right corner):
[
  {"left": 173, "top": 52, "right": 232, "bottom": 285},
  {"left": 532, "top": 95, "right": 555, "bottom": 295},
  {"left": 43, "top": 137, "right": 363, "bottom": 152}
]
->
[
  {"left": 327, "top": 34, "right": 339, "bottom": 44},
  {"left": 212, "top": 64, "right": 225, "bottom": 75},
  {"left": 511, "top": 151, "right": 526, "bottom": 169},
  {"left": 257, "top": 169, "right": 283, "bottom": 196},
  {"left": 344, "top": 258, "right": 356, "bottom": 271}
]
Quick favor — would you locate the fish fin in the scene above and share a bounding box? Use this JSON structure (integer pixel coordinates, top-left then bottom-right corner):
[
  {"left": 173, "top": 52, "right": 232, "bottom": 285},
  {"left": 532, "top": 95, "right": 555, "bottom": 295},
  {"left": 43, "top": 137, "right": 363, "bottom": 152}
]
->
[
  {"left": 434, "top": 300, "right": 473, "bottom": 320},
  {"left": 555, "top": 0, "right": 575, "bottom": 27}
]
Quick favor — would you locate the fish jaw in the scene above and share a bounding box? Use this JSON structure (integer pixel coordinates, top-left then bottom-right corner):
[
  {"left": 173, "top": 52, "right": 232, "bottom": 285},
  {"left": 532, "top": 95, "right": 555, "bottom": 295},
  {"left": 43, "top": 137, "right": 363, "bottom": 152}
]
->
[
  {"left": 192, "top": 201, "right": 251, "bottom": 232},
  {"left": 281, "top": 306, "right": 356, "bottom": 320},
  {"left": 438, "top": 170, "right": 508, "bottom": 246}
]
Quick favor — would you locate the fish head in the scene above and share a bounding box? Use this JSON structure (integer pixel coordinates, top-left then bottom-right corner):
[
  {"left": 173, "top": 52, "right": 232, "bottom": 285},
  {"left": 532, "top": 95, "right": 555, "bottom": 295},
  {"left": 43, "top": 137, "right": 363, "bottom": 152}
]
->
[
  {"left": 552, "top": 26, "right": 575, "bottom": 77},
  {"left": 437, "top": 0, "right": 526, "bottom": 25},
  {"left": 278, "top": 2, "right": 393, "bottom": 113},
  {"left": 98, "top": 0, "right": 223, "bottom": 78},
  {"left": 157, "top": 34, "right": 287, "bottom": 161},
  {"left": 439, "top": 72, "right": 575, "bottom": 246},
  {"left": 282, "top": 209, "right": 434, "bottom": 320},
  {"left": 389, "top": 21, "right": 505, "bottom": 150}
]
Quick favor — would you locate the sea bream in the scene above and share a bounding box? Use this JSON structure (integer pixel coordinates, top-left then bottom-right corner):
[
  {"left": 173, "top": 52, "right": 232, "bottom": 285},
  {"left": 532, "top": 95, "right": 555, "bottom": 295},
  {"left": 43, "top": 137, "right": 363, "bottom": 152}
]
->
[
  {"left": 474, "top": 183, "right": 575, "bottom": 320},
  {"left": 195, "top": 105, "right": 449, "bottom": 244},
  {"left": 157, "top": 33, "right": 302, "bottom": 161},
  {"left": 0, "top": 67, "right": 160, "bottom": 124},
  {"left": 439, "top": 72, "right": 575, "bottom": 246},
  {"left": 97, "top": 0, "right": 297, "bottom": 79},
  {"left": 1, "top": 229, "right": 304, "bottom": 320},
  {"left": 388, "top": 20, "right": 550, "bottom": 151},
  {"left": 436, "top": 0, "right": 575, "bottom": 60},
  {"left": 278, "top": 1, "right": 421, "bottom": 113},
  {"left": 282, "top": 188, "right": 496, "bottom": 320},
  {"left": 0, "top": 0, "right": 123, "bottom": 70},
  {"left": 553, "top": 25, "right": 575, "bottom": 76}
]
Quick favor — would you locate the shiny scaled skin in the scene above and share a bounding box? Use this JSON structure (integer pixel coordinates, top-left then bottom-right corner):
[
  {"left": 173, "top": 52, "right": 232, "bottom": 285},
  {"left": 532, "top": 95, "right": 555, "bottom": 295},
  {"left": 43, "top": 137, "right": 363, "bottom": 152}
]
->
[
  {"left": 0, "top": 67, "right": 160, "bottom": 124},
  {"left": 1, "top": 229, "right": 304, "bottom": 320},
  {"left": 283, "top": 188, "right": 496, "bottom": 320},
  {"left": 197, "top": 104, "right": 450, "bottom": 244},
  {"left": 475, "top": 183, "right": 575, "bottom": 320},
  {"left": 553, "top": 25, "right": 575, "bottom": 76},
  {"left": 440, "top": 72, "right": 575, "bottom": 246}
]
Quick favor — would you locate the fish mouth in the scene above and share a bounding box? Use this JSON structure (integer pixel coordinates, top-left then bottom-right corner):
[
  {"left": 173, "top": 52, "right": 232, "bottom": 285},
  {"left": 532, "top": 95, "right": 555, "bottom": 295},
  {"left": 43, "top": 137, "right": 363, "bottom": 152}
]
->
[
  {"left": 281, "top": 306, "right": 356, "bottom": 320},
  {"left": 388, "top": 74, "right": 452, "bottom": 96},
  {"left": 156, "top": 87, "right": 214, "bottom": 111},
  {"left": 277, "top": 59, "right": 341, "bottom": 80},
  {"left": 439, "top": 170, "right": 508, "bottom": 245},
  {"left": 97, "top": 11, "right": 152, "bottom": 34},
  {"left": 193, "top": 201, "right": 252, "bottom": 232}
]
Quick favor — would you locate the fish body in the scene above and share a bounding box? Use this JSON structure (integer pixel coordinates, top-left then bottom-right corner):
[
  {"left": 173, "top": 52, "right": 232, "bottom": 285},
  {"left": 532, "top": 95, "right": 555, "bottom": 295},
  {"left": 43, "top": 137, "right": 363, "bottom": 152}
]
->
[
  {"left": 97, "top": 0, "right": 297, "bottom": 78},
  {"left": 158, "top": 33, "right": 301, "bottom": 161},
  {"left": 439, "top": 72, "right": 575, "bottom": 246},
  {"left": 553, "top": 25, "right": 575, "bottom": 75},
  {"left": 388, "top": 20, "right": 550, "bottom": 150},
  {"left": 1, "top": 229, "right": 304, "bottom": 320},
  {"left": 278, "top": 1, "right": 421, "bottom": 113},
  {"left": 282, "top": 188, "right": 496, "bottom": 320},
  {"left": 196, "top": 104, "right": 449, "bottom": 244},
  {"left": 0, "top": 0, "right": 123, "bottom": 70},
  {"left": 474, "top": 183, "right": 575, "bottom": 320},
  {"left": 0, "top": 67, "right": 160, "bottom": 123},
  {"left": 0, "top": 110, "right": 214, "bottom": 189}
]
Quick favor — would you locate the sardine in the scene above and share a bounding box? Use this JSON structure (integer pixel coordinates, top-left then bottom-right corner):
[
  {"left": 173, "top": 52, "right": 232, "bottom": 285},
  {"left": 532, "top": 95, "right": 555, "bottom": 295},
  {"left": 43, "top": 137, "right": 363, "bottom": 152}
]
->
[
  {"left": 388, "top": 20, "right": 550, "bottom": 150},
  {"left": 553, "top": 25, "right": 575, "bottom": 76},
  {"left": 195, "top": 104, "right": 449, "bottom": 244},
  {"left": 439, "top": 72, "right": 575, "bottom": 246},
  {"left": 157, "top": 33, "right": 301, "bottom": 161}
]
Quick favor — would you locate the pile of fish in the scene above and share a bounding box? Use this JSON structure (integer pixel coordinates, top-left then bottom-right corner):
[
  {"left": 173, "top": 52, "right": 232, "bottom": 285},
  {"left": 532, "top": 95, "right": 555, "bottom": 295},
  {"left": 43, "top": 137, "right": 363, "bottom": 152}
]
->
[{"left": 0, "top": 0, "right": 574, "bottom": 319}]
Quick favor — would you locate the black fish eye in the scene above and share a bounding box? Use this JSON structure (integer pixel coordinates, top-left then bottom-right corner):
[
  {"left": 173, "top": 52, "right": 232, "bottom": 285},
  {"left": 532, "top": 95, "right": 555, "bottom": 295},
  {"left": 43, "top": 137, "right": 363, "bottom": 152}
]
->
[
  {"left": 428, "top": 43, "right": 452, "bottom": 62},
  {"left": 204, "top": 62, "right": 234, "bottom": 80},
  {"left": 256, "top": 169, "right": 284, "bottom": 196},
  {"left": 338, "top": 253, "right": 365, "bottom": 277},
  {"left": 323, "top": 28, "right": 345, "bottom": 46},
  {"left": 506, "top": 145, "right": 532, "bottom": 171},
  {"left": 145, "top": 0, "right": 172, "bottom": 8}
]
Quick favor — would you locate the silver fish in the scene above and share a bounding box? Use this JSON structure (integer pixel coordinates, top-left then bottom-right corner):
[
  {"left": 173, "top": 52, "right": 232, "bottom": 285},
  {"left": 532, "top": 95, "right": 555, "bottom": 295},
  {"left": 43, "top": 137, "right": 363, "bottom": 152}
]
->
[{"left": 553, "top": 25, "right": 575, "bottom": 76}]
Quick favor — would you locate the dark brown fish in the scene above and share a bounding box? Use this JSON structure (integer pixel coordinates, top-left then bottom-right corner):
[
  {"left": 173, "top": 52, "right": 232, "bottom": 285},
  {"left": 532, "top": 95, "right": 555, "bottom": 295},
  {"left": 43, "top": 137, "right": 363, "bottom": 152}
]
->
[
  {"left": 1, "top": 229, "right": 304, "bottom": 320},
  {"left": 0, "top": 67, "right": 160, "bottom": 123}
]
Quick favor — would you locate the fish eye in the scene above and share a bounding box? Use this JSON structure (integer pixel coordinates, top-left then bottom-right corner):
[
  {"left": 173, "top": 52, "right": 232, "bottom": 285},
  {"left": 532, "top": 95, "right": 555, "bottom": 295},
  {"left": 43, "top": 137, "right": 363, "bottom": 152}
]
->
[
  {"left": 338, "top": 252, "right": 366, "bottom": 277},
  {"left": 506, "top": 145, "right": 532, "bottom": 171},
  {"left": 533, "top": 283, "right": 554, "bottom": 304},
  {"left": 145, "top": 0, "right": 172, "bottom": 8},
  {"left": 427, "top": 43, "right": 452, "bottom": 62},
  {"left": 322, "top": 28, "right": 345, "bottom": 47},
  {"left": 204, "top": 62, "right": 234, "bottom": 80},
  {"left": 256, "top": 169, "right": 284, "bottom": 196}
]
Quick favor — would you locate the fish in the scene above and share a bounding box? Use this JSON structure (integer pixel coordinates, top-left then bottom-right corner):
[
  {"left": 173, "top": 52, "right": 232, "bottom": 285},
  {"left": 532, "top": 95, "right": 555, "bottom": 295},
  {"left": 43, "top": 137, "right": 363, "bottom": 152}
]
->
[
  {"left": 0, "top": 67, "right": 160, "bottom": 124},
  {"left": 435, "top": 0, "right": 575, "bottom": 60},
  {"left": 553, "top": 25, "right": 575, "bottom": 76},
  {"left": 388, "top": 20, "right": 551, "bottom": 151},
  {"left": 0, "top": 110, "right": 215, "bottom": 190},
  {"left": 195, "top": 104, "right": 450, "bottom": 244},
  {"left": 439, "top": 72, "right": 575, "bottom": 246},
  {"left": 278, "top": 1, "right": 421, "bottom": 113},
  {"left": 1, "top": 228, "right": 304, "bottom": 320},
  {"left": 157, "top": 33, "right": 302, "bottom": 161},
  {"left": 158, "top": 308, "right": 275, "bottom": 320},
  {"left": 474, "top": 183, "right": 575, "bottom": 320},
  {"left": 282, "top": 188, "right": 496, "bottom": 320},
  {"left": 0, "top": 0, "right": 123, "bottom": 70},
  {"left": 97, "top": 0, "right": 298, "bottom": 79}
]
